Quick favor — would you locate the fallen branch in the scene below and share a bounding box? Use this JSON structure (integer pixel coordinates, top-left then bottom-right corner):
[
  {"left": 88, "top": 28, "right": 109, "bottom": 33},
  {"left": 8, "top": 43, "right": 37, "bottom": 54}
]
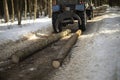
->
[
  {"left": 11, "top": 29, "right": 71, "bottom": 63},
  {"left": 52, "top": 30, "right": 82, "bottom": 68}
]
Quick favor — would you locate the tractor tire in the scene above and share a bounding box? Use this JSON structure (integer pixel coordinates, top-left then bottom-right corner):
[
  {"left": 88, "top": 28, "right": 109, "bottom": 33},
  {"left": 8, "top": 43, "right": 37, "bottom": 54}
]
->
[
  {"left": 52, "top": 13, "right": 59, "bottom": 33},
  {"left": 54, "top": 19, "right": 62, "bottom": 33},
  {"left": 79, "top": 12, "right": 86, "bottom": 31}
]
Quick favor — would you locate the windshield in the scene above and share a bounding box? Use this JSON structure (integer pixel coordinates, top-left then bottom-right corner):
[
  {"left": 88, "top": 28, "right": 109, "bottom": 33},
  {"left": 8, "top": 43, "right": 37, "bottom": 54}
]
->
[{"left": 57, "top": 0, "right": 79, "bottom": 4}]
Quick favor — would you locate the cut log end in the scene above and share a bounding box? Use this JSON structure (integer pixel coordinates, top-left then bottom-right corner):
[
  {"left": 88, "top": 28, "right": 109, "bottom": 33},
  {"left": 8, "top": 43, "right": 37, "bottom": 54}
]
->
[
  {"left": 10, "top": 29, "right": 71, "bottom": 64},
  {"left": 76, "top": 30, "right": 82, "bottom": 36},
  {"left": 52, "top": 60, "right": 61, "bottom": 68},
  {"left": 12, "top": 55, "right": 20, "bottom": 63},
  {"left": 52, "top": 30, "right": 81, "bottom": 68}
]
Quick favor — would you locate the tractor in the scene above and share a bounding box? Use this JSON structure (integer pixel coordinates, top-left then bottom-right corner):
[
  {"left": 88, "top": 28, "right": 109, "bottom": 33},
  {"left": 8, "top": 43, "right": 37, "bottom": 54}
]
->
[{"left": 52, "top": 0, "right": 93, "bottom": 33}]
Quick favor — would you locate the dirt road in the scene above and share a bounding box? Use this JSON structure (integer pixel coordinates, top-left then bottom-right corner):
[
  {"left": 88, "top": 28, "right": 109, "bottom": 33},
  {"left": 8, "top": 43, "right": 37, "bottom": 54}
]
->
[{"left": 0, "top": 7, "right": 120, "bottom": 80}]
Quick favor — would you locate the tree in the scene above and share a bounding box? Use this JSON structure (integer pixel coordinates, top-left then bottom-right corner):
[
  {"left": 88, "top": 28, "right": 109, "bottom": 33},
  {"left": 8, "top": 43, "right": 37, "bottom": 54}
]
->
[
  {"left": 48, "top": 0, "right": 52, "bottom": 18},
  {"left": 11, "top": 0, "right": 14, "bottom": 22},
  {"left": 3, "top": 0, "right": 9, "bottom": 23},
  {"left": 17, "top": 0, "right": 23, "bottom": 25},
  {"left": 28, "top": 0, "right": 32, "bottom": 19},
  {"left": 24, "top": 0, "right": 27, "bottom": 20},
  {"left": 44, "top": 0, "right": 48, "bottom": 16},
  {"left": 34, "top": 0, "right": 37, "bottom": 20}
]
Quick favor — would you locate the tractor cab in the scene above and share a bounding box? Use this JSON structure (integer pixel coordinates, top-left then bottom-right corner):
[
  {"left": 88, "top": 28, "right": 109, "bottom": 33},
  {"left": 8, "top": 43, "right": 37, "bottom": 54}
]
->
[{"left": 52, "top": 0, "right": 93, "bottom": 33}]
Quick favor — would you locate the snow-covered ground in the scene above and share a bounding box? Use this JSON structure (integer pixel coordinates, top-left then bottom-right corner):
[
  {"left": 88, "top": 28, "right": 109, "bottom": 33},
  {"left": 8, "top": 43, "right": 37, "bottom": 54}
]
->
[
  {"left": 0, "top": 17, "right": 52, "bottom": 45},
  {"left": 0, "top": 6, "right": 120, "bottom": 80},
  {"left": 44, "top": 7, "right": 120, "bottom": 80}
]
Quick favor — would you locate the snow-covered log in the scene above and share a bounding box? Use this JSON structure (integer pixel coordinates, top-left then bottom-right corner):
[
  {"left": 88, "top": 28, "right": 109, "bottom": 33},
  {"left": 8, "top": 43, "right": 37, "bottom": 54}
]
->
[
  {"left": 11, "top": 29, "right": 71, "bottom": 63},
  {"left": 52, "top": 30, "right": 82, "bottom": 68}
]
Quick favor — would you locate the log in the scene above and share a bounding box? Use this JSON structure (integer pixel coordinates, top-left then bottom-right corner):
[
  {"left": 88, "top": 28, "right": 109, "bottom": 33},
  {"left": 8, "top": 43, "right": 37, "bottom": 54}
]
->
[
  {"left": 93, "top": 5, "right": 107, "bottom": 16},
  {"left": 52, "top": 30, "right": 82, "bottom": 68},
  {"left": 0, "top": 60, "right": 12, "bottom": 68},
  {"left": 11, "top": 29, "right": 71, "bottom": 63}
]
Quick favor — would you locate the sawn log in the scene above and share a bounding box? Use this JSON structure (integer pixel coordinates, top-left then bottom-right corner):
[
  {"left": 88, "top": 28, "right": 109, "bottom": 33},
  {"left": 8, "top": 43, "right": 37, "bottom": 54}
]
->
[
  {"left": 52, "top": 30, "right": 82, "bottom": 68},
  {"left": 11, "top": 29, "right": 71, "bottom": 63}
]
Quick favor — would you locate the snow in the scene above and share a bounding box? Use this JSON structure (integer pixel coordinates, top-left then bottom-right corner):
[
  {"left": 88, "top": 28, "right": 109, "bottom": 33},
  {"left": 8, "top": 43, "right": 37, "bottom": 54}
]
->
[
  {"left": 45, "top": 7, "right": 120, "bottom": 80},
  {"left": 0, "top": 17, "right": 53, "bottom": 45}
]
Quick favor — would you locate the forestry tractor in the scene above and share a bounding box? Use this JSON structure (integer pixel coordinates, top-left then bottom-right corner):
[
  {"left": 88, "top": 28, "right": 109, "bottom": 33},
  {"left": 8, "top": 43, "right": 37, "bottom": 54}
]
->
[{"left": 52, "top": 0, "right": 94, "bottom": 33}]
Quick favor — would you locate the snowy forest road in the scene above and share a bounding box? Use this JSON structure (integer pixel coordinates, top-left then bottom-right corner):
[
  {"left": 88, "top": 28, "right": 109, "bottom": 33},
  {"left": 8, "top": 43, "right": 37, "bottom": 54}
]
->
[
  {"left": 45, "top": 7, "right": 120, "bottom": 80},
  {"left": 0, "top": 7, "right": 120, "bottom": 80}
]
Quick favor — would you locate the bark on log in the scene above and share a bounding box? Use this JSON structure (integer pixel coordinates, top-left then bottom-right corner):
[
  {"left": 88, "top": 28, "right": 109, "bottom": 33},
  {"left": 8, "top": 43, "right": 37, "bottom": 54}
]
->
[
  {"left": 52, "top": 30, "right": 82, "bottom": 68},
  {"left": 11, "top": 29, "right": 71, "bottom": 63},
  {"left": 0, "top": 60, "right": 12, "bottom": 68}
]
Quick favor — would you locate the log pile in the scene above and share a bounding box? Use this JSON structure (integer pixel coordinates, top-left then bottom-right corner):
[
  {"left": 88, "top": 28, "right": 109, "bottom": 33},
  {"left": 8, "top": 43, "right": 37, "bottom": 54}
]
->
[
  {"left": 93, "top": 5, "right": 108, "bottom": 16},
  {"left": 52, "top": 30, "right": 82, "bottom": 68},
  {"left": 11, "top": 29, "right": 71, "bottom": 63}
]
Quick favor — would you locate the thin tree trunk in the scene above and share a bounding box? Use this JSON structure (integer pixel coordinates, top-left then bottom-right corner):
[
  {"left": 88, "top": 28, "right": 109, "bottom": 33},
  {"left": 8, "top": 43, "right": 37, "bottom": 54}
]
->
[
  {"left": 39, "top": 6, "right": 42, "bottom": 16},
  {"left": 94, "top": 0, "right": 97, "bottom": 7},
  {"left": 44, "top": 0, "right": 48, "bottom": 16},
  {"left": 3, "top": 0, "right": 9, "bottom": 23},
  {"left": 39, "top": 0, "right": 43, "bottom": 16},
  {"left": 11, "top": 0, "right": 14, "bottom": 22},
  {"left": 24, "top": 0, "right": 27, "bottom": 20},
  {"left": 34, "top": 0, "right": 37, "bottom": 20},
  {"left": 17, "top": 0, "right": 21, "bottom": 25},
  {"left": 48, "top": 0, "right": 52, "bottom": 18},
  {"left": 17, "top": 0, "right": 22, "bottom": 25},
  {"left": 36, "top": 0, "right": 40, "bottom": 18},
  {"left": 100, "top": 0, "right": 102, "bottom": 6},
  {"left": 28, "top": 0, "right": 32, "bottom": 19}
]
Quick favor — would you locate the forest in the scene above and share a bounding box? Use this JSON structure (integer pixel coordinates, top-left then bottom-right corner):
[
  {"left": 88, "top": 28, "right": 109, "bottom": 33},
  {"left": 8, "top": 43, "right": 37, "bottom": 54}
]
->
[{"left": 0, "top": 0, "right": 119, "bottom": 25}]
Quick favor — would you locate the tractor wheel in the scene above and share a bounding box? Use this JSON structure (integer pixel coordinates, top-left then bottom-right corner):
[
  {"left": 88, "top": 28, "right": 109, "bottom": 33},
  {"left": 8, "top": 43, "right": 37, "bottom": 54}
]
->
[
  {"left": 52, "top": 13, "right": 60, "bottom": 33},
  {"left": 79, "top": 12, "right": 86, "bottom": 31},
  {"left": 54, "top": 19, "right": 62, "bottom": 33}
]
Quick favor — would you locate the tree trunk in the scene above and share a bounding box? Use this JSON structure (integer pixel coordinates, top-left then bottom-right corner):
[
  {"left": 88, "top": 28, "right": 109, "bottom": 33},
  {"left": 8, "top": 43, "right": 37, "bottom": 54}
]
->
[
  {"left": 44, "top": 0, "right": 48, "bottom": 16},
  {"left": 28, "top": 0, "right": 32, "bottom": 19},
  {"left": 39, "top": 0, "right": 43, "bottom": 16},
  {"left": 94, "top": 0, "right": 98, "bottom": 7},
  {"left": 3, "top": 0, "right": 9, "bottom": 23},
  {"left": 11, "top": 0, "right": 14, "bottom": 22},
  {"left": 48, "top": 0, "right": 52, "bottom": 18},
  {"left": 11, "top": 29, "right": 71, "bottom": 63},
  {"left": 52, "top": 30, "right": 82, "bottom": 68},
  {"left": 34, "top": 0, "right": 37, "bottom": 20},
  {"left": 36, "top": 0, "right": 41, "bottom": 18},
  {"left": 17, "top": 0, "right": 22, "bottom": 25},
  {"left": 24, "top": 0, "right": 27, "bottom": 20}
]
